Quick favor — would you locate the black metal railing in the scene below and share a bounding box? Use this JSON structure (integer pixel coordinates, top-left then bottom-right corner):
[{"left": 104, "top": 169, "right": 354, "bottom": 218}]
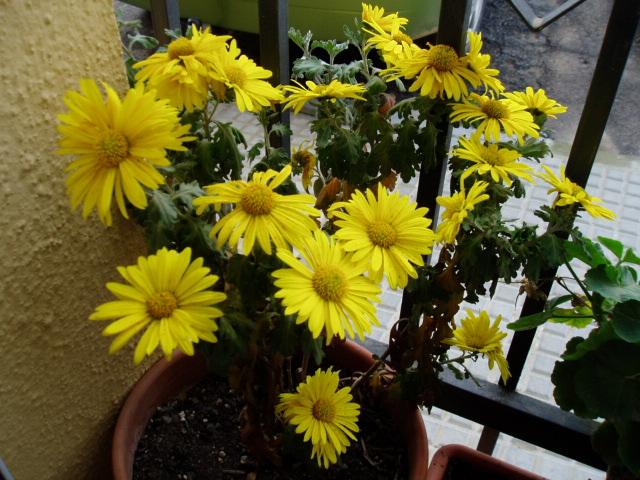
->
[{"left": 144, "top": 0, "right": 639, "bottom": 472}]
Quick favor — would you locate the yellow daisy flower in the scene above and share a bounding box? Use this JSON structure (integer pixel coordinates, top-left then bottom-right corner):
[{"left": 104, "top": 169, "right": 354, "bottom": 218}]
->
[
  {"left": 89, "top": 247, "right": 226, "bottom": 365},
  {"left": 273, "top": 230, "right": 382, "bottom": 344},
  {"left": 329, "top": 184, "right": 436, "bottom": 290},
  {"left": 282, "top": 79, "right": 367, "bottom": 115},
  {"left": 450, "top": 93, "right": 540, "bottom": 144},
  {"left": 208, "top": 39, "right": 284, "bottom": 112},
  {"left": 193, "top": 165, "right": 320, "bottom": 255},
  {"left": 538, "top": 165, "right": 617, "bottom": 220},
  {"left": 291, "top": 140, "right": 318, "bottom": 192},
  {"left": 387, "top": 42, "right": 481, "bottom": 100},
  {"left": 503, "top": 87, "right": 568, "bottom": 119},
  {"left": 363, "top": 17, "right": 415, "bottom": 62},
  {"left": 453, "top": 133, "right": 535, "bottom": 186},
  {"left": 58, "top": 79, "right": 194, "bottom": 226},
  {"left": 277, "top": 367, "right": 360, "bottom": 468},
  {"left": 134, "top": 27, "right": 230, "bottom": 111},
  {"left": 442, "top": 309, "right": 511, "bottom": 383},
  {"left": 436, "top": 181, "right": 490, "bottom": 244},
  {"left": 362, "top": 3, "right": 408, "bottom": 32},
  {"left": 466, "top": 32, "right": 504, "bottom": 94}
]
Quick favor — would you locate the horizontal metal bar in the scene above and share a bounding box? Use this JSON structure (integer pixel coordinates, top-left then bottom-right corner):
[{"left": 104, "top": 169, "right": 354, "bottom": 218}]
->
[{"left": 507, "top": 0, "right": 589, "bottom": 31}]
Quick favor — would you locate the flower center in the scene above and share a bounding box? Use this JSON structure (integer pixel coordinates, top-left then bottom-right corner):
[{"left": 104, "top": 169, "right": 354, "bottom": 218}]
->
[
  {"left": 240, "top": 184, "right": 276, "bottom": 215},
  {"left": 312, "top": 398, "right": 337, "bottom": 423},
  {"left": 392, "top": 32, "right": 413, "bottom": 45},
  {"left": 367, "top": 221, "right": 397, "bottom": 248},
  {"left": 428, "top": 44, "right": 459, "bottom": 71},
  {"left": 465, "top": 335, "right": 485, "bottom": 349},
  {"left": 168, "top": 37, "right": 195, "bottom": 60},
  {"left": 312, "top": 266, "right": 348, "bottom": 302},
  {"left": 480, "top": 151, "right": 504, "bottom": 166},
  {"left": 96, "top": 130, "right": 129, "bottom": 167},
  {"left": 225, "top": 65, "right": 247, "bottom": 87},
  {"left": 147, "top": 291, "right": 178, "bottom": 319},
  {"left": 482, "top": 99, "right": 509, "bottom": 119}
]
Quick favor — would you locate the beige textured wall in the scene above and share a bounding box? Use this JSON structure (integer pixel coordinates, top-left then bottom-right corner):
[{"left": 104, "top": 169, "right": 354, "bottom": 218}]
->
[{"left": 0, "top": 0, "right": 153, "bottom": 478}]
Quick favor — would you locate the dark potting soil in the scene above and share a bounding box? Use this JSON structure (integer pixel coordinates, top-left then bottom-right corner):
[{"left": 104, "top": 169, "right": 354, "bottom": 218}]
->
[{"left": 133, "top": 372, "right": 413, "bottom": 480}]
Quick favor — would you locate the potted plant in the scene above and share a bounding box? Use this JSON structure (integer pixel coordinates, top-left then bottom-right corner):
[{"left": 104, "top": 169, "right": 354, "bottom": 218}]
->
[
  {"left": 56, "top": 3, "right": 614, "bottom": 478},
  {"left": 509, "top": 236, "right": 640, "bottom": 480}
]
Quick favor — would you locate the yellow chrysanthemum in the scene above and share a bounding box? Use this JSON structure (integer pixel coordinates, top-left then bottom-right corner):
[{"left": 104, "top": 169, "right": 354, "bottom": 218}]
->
[
  {"left": 453, "top": 133, "right": 535, "bottom": 186},
  {"left": 362, "top": 3, "right": 408, "bottom": 32},
  {"left": 436, "top": 181, "right": 490, "bottom": 244},
  {"left": 538, "top": 165, "right": 617, "bottom": 220},
  {"left": 208, "top": 39, "right": 284, "bottom": 112},
  {"left": 58, "top": 79, "right": 194, "bottom": 226},
  {"left": 291, "top": 140, "right": 318, "bottom": 192},
  {"left": 282, "top": 79, "right": 367, "bottom": 115},
  {"left": 134, "top": 27, "right": 230, "bottom": 111},
  {"left": 273, "top": 231, "right": 382, "bottom": 344},
  {"left": 442, "top": 309, "right": 511, "bottom": 383},
  {"left": 89, "top": 248, "right": 226, "bottom": 365},
  {"left": 277, "top": 367, "right": 360, "bottom": 468},
  {"left": 450, "top": 93, "right": 540, "bottom": 144},
  {"left": 466, "top": 32, "right": 504, "bottom": 94},
  {"left": 503, "top": 87, "right": 568, "bottom": 119},
  {"left": 329, "top": 184, "right": 436, "bottom": 289},
  {"left": 386, "top": 42, "right": 481, "bottom": 100},
  {"left": 363, "top": 16, "right": 415, "bottom": 62},
  {"left": 193, "top": 165, "right": 320, "bottom": 255}
]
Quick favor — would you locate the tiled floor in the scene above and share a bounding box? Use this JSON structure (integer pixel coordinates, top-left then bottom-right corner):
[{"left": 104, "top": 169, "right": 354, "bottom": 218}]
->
[{"left": 213, "top": 101, "right": 640, "bottom": 479}]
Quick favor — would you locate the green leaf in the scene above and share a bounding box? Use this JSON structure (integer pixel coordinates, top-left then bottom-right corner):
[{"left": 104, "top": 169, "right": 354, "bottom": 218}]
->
[
  {"left": 616, "top": 420, "right": 640, "bottom": 475},
  {"left": 598, "top": 236, "right": 625, "bottom": 260},
  {"left": 552, "top": 339, "right": 598, "bottom": 418},
  {"left": 585, "top": 264, "right": 640, "bottom": 303},
  {"left": 564, "top": 237, "right": 609, "bottom": 268},
  {"left": 573, "top": 340, "right": 640, "bottom": 420},
  {"left": 291, "top": 57, "right": 327, "bottom": 79},
  {"left": 612, "top": 299, "right": 640, "bottom": 342},
  {"left": 508, "top": 310, "right": 556, "bottom": 330},
  {"left": 591, "top": 420, "right": 623, "bottom": 468}
]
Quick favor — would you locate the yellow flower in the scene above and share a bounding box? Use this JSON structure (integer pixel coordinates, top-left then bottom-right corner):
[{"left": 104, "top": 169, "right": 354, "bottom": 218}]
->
[
  {"left": 273, "top": 231, "right": 382, "bottom": 344},
  {"left": 58, "top": 79, "right": 194, "bottom": 226},
  {"left": 436, "top": 181, "right": 490, "bottom": 244},
  {"left": 450, "top": 93, "right": 540, "bottom": 144},
  {"left": 329, "top": 184, "right": 436, "bottom": 289},
  {"left": 363, "top": 14, "right": 414, "bottom": 62},
  {"left": 277, "top": 368, "right": 360, "bottom": 468},
  {"left": 193, "top": 165, "right": 320, "bottom": 255},
  {"left": 503, "top": 87, "right": 568, "bottom": 119},
  {"left": 208, "top": 39, "right": 284, "bottom": 112},
  {"left": 362, "top": 3, "right": 408, "bottom": 32},
  {"left": 134, "top": 27, "right": 230, "bottom": 111},
  {"left": 291, "top": 140, "right": 318, "bottom": 192},
  {"left": 538, "top": 165, "right": 617, "bottom": 220},
  {"left": 442, "top": 309, "right": 511, "bottom": 383},
  {"left": 282, "top": 79, "right": 367, "bottom": 115},
  {"left": 454, "top": 133, "right": 535, "bottom": 186},
  {"left": 89, "top": 248, "right": 226, "bottom": 365},
  {"left": 386, "top": 42, "right": 481, "bottom": 100},
  {"left": 466, "top": 32, "right": 504, "bottom": 94}
]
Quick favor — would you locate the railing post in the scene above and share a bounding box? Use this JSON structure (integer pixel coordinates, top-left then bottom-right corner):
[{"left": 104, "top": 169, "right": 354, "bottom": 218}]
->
[
  {"left": 258, "top": 0, "right": 291, "bottom": 152},
  {"left": 149, "top": 0, "right": 181, "bottom": 45}
]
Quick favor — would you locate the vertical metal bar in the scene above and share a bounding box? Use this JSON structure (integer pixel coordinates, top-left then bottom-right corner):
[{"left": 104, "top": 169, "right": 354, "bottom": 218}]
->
[
  {"left": 258, "top": 0, "right": 291, "bottom": 152},
  {"left": 400, "top": 0, "right": 470, "bottom": 318},
  {"left": 149, "top": 0, "right": 181, "bottom": 45},
  {"left": 506, "top": 0, "right": 640, "bottom": 391}
]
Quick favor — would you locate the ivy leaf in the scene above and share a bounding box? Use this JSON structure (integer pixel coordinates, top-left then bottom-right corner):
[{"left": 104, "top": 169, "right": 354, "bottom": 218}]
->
[
  {"left": 564, "top": 237, "right": 610, "bottom": 268},
  {"left": 616, "top": 420, "right": 640, "bottom": 475},
  {"left": 508, "top": 310, "right": 558, "bottom": 330},
  {"left": 585, "top": 264, "right": 640, "bottom": 303},
  {"left": 612, "top": 299, "right": 640, "bottom": 342}
]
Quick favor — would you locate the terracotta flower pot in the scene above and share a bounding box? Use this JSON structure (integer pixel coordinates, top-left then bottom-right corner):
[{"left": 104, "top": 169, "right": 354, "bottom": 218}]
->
[
  {"left": 112, "top": 339, "right": 430, "bottom": 480},
  {"left": 426, "top": 444, "right": 550, "bottom": 480}
]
